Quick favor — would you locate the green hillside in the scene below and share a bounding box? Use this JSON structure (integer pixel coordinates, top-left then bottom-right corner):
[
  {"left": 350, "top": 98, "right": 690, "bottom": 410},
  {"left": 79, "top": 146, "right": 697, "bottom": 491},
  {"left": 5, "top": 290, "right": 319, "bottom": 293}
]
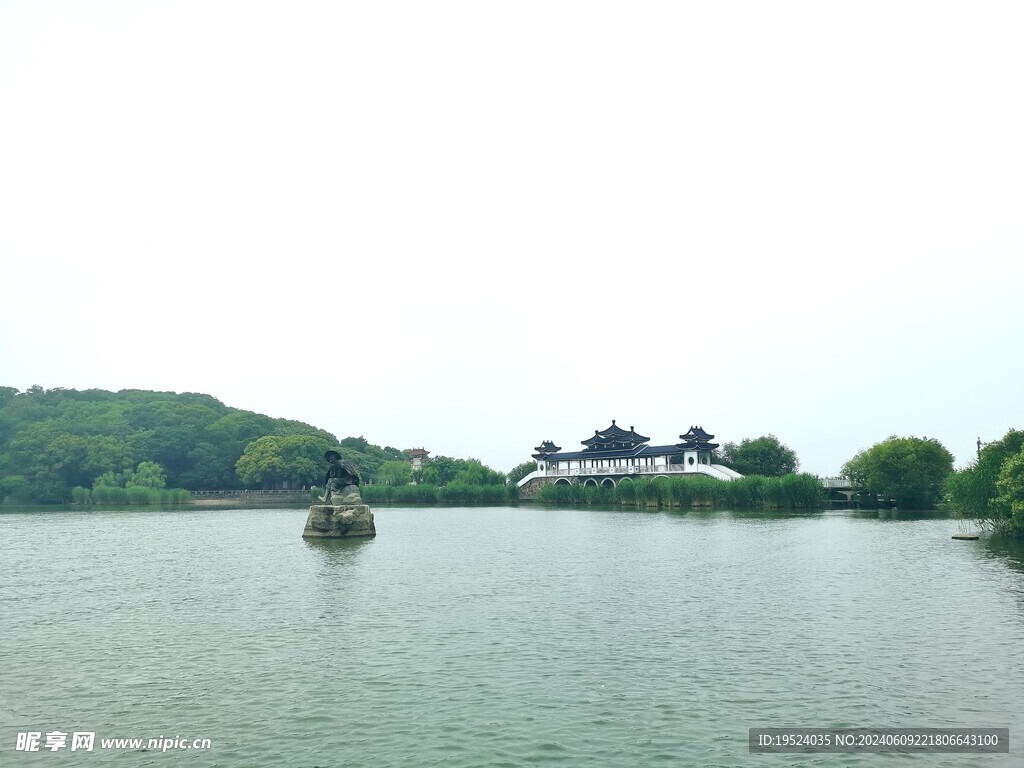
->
[{"left": 0, "top": 386, "right": 405, "bottom": 503}]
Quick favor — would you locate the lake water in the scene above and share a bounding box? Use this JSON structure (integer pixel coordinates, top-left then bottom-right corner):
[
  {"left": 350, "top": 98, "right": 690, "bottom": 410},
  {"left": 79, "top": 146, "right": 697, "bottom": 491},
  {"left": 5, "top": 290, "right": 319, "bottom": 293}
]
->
[{"left": 2, "top": 505, "right": 1023, "bottom": 766}]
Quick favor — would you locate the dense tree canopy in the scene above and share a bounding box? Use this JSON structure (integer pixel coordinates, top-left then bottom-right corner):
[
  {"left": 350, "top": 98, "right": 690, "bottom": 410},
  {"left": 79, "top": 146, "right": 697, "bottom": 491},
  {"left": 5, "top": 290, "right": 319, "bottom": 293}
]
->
[
  {"left": 716, "top": 435, "right": 798, "bottom": 477},
  {"left": 0, "top": 386, "right": 337, "bottom": 501},
  {"left": 412, "top": 456, "right": 461, "bottom": 487},
  {"left": 0, "top": 385, "right": 501, "bottom": 503},
  {"left": 996, "top": 450, "right": 1024, "bottom": 533},
  {"left": 331, "top": 437, "right": 407, "bottom": 484},
  {"left": 414, "top": 456, "right": 507, "bottom": 487},
  {"left": 376, "top": 459, "right": 413, "bottom": 487},
  {"left": 944, "top": 429, "right": 1024, "bottom": 536},
  {"left": 235, "top": 434, "right": 331, "bottom": 489},
  {"left": 507, "top": 461, "right": 536, "bottom": 485},
  {"left": 842, "top": 436, "right": 954, "bottom": 509}
]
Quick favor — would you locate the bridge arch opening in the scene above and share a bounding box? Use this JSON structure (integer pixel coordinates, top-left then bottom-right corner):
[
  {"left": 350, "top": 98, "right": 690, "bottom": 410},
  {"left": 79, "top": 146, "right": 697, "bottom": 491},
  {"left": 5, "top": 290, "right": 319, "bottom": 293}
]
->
[{"left": 601, "top": 478, "right": 616, "bottom": 489}]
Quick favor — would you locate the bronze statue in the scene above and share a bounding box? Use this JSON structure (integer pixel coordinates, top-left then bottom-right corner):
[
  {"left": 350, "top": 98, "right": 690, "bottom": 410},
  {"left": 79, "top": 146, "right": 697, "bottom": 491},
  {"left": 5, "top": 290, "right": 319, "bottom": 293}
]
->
[{"left": 319, "top": 450, "right": 361, "bottom": 504}]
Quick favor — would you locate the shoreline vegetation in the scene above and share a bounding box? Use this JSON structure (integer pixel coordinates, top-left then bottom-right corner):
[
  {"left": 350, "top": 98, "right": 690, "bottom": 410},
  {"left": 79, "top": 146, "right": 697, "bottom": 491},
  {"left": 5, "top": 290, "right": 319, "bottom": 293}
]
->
[
  {"left": 72, "top": 486, "right": 191, "bottom": 505},
  {"left": 362, "top": 483, "right": 516, "bottom": 505},
  {"left": 537, "top": 473, "right": 823, "bottom": 509},
  {"left": 2, "top": 386, "right": 1022, "bottom": 536},
  {"left": 363, "top": 474, "right": 824, "bottom": 510}
]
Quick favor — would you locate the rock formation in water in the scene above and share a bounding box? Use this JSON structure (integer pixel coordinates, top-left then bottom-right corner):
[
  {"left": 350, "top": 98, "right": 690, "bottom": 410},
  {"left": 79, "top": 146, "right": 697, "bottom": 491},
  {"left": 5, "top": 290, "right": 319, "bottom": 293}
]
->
[{"left": 302, "top": 503, "right": 376, "bottom": 538}]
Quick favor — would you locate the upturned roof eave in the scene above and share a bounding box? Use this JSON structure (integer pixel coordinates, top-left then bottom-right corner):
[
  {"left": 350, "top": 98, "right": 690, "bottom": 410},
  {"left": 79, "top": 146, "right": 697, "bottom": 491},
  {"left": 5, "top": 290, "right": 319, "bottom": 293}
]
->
[{"left": 542, "top": 444, "right": 683, "bottom": 462}]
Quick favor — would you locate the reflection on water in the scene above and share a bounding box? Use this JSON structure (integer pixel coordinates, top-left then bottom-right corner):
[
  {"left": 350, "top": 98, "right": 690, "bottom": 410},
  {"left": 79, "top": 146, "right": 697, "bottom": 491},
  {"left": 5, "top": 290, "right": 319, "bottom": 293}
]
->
[
  {"left": 985, "top": 534, "right": 1024, "bottom": 575},
  {"left": 2, "top": 505, "right": 1023, "bottom": 767},
  {"left": 848, "top": 507, "right": 955, "bottom": 522},
  {"left": 303, "top": 535, "right": 375, "bottom": 558}
]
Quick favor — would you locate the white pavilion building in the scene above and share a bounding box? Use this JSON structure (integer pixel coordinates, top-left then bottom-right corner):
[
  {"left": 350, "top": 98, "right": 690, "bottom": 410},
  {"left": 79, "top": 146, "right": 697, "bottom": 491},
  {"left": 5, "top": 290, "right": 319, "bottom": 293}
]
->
[{"left": 517, "top": 421, "right": 743, "bottom": 489}]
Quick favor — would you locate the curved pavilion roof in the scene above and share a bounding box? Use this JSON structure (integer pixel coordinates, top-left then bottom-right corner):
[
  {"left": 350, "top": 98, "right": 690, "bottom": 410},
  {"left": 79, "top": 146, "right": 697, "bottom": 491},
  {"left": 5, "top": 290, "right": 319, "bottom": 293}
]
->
[
  {"left": 539, "top": 443, "right": 684, "bottom": 463},
  {"left": 580, "top": 420, "right": 650, "bottom": 450},
  {"left": 535, "top": 422, "right": 722, "bottom": 463},
  {"left": 677, "top": 425, "right": 719, "bottom": 451},
  {"left": 532, "top": 440, "right": 562, "bottom": 459}
]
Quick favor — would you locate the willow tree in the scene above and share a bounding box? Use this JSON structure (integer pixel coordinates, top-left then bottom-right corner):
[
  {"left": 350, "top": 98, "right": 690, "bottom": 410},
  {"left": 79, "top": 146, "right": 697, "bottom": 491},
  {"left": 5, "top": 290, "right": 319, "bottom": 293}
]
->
[{"left": 843, "top": 436, "right": 954, "bottom": 509}]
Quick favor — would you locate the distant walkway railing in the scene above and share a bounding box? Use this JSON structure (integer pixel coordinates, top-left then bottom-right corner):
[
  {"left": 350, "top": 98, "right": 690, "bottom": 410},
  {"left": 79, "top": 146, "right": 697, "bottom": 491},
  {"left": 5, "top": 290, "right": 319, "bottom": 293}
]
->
[
  {"left": 189, "top": 489, "right": 312, "bottom": 499},
  {"left": 538, "top": 469, "right": 856, "bottom": 488},
  {"left": 542, "top": 464, "right": 716, "bottom": 477}
]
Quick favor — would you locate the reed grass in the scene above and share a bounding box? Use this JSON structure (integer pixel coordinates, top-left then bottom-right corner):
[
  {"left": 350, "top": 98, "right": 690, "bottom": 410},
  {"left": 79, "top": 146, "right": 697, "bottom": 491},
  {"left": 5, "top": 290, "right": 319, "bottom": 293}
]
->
[
  {"left": 361, "top": 483, "right": 518, "bottom": 505},
  {"left": 538, "top": 474, "right": 823, "bottom": 509},
  {"left": 88, "top": 485, "right": 191, "bottom": 505}
]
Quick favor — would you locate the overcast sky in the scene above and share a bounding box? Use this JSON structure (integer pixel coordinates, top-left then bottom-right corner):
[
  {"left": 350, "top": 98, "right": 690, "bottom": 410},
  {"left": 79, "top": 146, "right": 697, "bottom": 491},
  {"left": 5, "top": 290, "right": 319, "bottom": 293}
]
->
[{"left": 1, "top": 1, "right": 1022, "bottom": 477}]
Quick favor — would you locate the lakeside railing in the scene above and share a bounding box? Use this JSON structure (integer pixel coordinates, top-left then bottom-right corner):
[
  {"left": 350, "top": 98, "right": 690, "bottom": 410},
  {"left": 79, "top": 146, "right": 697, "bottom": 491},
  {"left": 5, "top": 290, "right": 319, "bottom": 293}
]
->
[
  {"left": 188, "top": 489, "right": 312, "bottom": 499},
  {"left": 542, "top": 465, "right": 688, "bottom": 477},
  {"left": 539, "top": 469, "right": 856, "bottom": 487}
]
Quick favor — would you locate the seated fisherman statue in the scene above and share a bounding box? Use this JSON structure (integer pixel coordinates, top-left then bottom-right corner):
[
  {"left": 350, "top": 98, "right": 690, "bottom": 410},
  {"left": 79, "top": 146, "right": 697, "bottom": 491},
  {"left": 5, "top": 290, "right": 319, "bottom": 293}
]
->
[{"left": 319, "top": 450, "right": 361, "bottom": 504}]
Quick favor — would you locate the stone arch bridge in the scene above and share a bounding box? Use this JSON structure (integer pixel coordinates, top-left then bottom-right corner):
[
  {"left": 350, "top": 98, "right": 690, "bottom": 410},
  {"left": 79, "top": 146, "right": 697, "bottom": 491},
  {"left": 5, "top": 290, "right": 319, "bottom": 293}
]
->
[{"left": 519, "top": 474, "right": 857, "bottom": 501}]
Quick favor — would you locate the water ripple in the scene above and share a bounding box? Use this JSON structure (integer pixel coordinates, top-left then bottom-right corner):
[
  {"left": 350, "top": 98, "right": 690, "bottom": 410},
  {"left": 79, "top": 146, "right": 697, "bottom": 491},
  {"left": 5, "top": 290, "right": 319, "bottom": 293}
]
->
[{"left": 1, "top": 506, "right": 1022, "bottom": 766}]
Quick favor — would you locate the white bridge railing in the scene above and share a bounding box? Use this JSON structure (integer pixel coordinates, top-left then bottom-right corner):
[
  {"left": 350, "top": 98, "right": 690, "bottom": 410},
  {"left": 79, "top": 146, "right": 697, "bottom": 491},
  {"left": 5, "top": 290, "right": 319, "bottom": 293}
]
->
[
  {"left": 543, "top": 465, "right": 693, "bottom": 477},
  {"left": 538, "top": 469, "right": 855, "bottom": 487}
]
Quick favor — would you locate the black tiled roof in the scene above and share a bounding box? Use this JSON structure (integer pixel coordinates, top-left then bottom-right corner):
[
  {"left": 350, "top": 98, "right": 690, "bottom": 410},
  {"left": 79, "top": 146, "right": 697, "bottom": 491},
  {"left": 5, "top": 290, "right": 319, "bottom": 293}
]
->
[
  {"left": 535, "top": 423, "right": 723, "bottom": 463},
  {"left": 678, "top": 438, "right": 720, "bottom": 451},
  {"left": 677, "top": 426, "right": 718, "bottom": 451},
  {"left": 580, "top": 420, "right": 650, "bottom": 447},
  {"left": 541, "top": 444, "right": 682, "bottom": 462}
]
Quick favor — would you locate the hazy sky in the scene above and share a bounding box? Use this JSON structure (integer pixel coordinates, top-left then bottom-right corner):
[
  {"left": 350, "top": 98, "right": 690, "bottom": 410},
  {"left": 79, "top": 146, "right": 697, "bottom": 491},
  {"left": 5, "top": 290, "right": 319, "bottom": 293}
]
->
[{"left": 1, "top": 1, "right": 1022, "bottom": 476}]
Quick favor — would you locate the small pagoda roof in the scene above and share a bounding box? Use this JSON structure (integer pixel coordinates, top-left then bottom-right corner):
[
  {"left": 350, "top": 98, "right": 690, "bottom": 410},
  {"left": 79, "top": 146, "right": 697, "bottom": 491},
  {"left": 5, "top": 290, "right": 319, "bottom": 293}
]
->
[
  {"left": 679, "top": 426, "right": 715, "bottom": 441},
  {"left": 678, "top": 438, "right": 720, "bottom": 451},
  {"left": 677, "top": 426, "right": 719, "bottom": 451},
  {"left": 532, "top": 440, "right": 562, "bottom": 458},
  {"left": 405, "top": 448, "right": 431, "bottom": 458}
]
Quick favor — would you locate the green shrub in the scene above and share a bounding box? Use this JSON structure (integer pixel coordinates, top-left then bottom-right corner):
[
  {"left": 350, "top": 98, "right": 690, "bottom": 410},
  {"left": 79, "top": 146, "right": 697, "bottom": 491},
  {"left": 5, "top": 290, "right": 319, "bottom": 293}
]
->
[{"left": 0, "top": 475, "right": 32, "bottom": 502}]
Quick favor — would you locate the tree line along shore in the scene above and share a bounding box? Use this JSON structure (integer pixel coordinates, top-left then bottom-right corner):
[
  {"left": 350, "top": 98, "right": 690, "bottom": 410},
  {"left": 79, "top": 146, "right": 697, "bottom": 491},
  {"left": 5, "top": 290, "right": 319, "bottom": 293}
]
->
[{"left": 1, "top": 387, "right": 1021, "bottom": 537}]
